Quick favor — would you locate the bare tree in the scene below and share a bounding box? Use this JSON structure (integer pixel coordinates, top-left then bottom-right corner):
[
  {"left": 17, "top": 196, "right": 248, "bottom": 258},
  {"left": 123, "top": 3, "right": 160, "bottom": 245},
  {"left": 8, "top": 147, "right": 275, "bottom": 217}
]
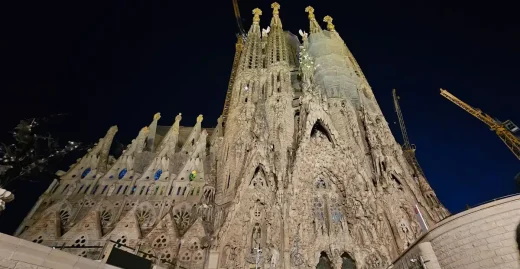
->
[{"left": 0, "top": 115, "right": 88, "bottom": 210}]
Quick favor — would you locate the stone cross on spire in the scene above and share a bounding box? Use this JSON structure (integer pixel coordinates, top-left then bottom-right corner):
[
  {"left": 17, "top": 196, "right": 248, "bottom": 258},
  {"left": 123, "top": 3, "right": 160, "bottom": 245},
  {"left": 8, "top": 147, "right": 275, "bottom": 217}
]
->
[
  {"left": 305, "top": 6, "right": 322, "bottom": 33},
  {"left": 272, "top": 2, "right": 280, "bottom": 15},
  {"left": 323, "top": 15, "right": 335, "bottom": 31},
  {"left": 270, "top": 2, "right": 282, "bottom": 27},
  {"left": 305, "top": 6, "right": 315, "bottom": 19},
  {"left": 252, "top": 8, "right": 262, "bottom": 23}
]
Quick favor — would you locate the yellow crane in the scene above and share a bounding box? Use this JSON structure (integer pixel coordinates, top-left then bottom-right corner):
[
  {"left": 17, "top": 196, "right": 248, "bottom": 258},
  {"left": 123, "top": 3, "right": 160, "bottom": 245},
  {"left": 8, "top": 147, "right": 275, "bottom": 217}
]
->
[
  {"left": 440, "top": 88, "right": 520, "bottom": 160},
  {"left": 392, "top": 89, "right": 425, "bottom": 178},
  {"left": 221, "top": 0, "right": 246, "bottom": 132}
]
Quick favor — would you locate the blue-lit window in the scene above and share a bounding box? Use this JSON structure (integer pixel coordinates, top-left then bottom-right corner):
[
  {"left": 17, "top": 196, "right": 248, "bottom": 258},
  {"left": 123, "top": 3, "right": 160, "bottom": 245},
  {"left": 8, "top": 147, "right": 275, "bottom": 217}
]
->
[
  {"left": 154, "top": 169, "right": 162, "bottom": 181},
  {"left": 118, "top": 168, "right": 127, "bottom": 179},
  {"left": 81, "top": 168, "right": 91, "bottom": 179}
]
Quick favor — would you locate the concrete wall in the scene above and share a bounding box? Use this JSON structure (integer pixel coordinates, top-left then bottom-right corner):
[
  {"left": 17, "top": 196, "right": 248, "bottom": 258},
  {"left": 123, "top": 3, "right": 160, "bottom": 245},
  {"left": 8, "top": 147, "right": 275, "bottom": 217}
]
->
[
  {"left": 0, "top": 232, "right": 120, "bottom": 269},
  {"left": 390, "top": 195, "right": 520, "bottom": 269}
]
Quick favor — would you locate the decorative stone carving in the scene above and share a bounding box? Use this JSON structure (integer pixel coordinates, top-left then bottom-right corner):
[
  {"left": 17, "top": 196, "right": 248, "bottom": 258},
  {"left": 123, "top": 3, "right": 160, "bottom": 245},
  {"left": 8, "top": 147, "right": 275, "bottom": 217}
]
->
[{"left": 15, "top": 5, "right": 449, "bottom": 268}]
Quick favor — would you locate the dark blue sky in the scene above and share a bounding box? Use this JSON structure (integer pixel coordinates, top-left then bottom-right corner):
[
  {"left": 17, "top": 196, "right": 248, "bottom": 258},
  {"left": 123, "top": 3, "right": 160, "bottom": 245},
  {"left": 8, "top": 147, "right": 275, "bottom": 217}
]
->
[{"left": 1, "top": 0, "right": 518, "bottom": 232}]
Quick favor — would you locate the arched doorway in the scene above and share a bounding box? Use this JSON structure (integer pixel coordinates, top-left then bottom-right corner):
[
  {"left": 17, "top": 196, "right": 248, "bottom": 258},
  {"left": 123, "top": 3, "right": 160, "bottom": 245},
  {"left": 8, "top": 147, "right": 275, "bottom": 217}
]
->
[
  {"left": 341, "top": 252, "right": 357, "bottom": 269},
  {"left": 316, "top": 252, "right": 333, "bottom": 269}
]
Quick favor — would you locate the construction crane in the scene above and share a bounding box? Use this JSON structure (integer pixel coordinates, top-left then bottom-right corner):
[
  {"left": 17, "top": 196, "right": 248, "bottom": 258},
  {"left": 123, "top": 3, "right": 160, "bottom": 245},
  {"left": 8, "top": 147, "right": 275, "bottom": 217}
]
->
[
  {"left": 221, "top": 0, "right": 247, "bottom": 132},
  {"left": 392, "top": 89, "right": 425, "bottom": 177},
  {"left": 440, "top": 88, "right": 520, "bottom": 160},
  {"left": 232, "top": 0, "right": 247, "bottom": 40}
]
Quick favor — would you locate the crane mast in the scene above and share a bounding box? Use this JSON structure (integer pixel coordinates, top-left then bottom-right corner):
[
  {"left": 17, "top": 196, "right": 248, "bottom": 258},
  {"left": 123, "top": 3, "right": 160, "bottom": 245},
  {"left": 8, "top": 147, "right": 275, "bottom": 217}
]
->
[
  {"left": 392, "top": 89, "right": 425, "bottom": 177},
  {"left": 222, "top": 0, "right": 247, "bottom": 132},
  {"left": 440, "top": 88, "right": 520, "bottom": 160},
  {"left": 232, "top": 0, "right": 247, "bottom": 40}
]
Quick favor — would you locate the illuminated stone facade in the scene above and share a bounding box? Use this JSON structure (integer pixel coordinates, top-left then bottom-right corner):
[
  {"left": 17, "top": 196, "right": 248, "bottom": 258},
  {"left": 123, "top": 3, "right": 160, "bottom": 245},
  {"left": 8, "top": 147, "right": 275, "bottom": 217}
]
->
[{"left": 15, "top": 3, "right": 449, "bottom": 269}]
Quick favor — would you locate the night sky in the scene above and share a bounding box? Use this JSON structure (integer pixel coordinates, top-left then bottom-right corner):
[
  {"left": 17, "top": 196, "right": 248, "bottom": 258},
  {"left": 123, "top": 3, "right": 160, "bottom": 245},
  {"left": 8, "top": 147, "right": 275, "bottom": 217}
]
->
[{"left": 1, "top": 0, "right": 518, "bottom": 234}]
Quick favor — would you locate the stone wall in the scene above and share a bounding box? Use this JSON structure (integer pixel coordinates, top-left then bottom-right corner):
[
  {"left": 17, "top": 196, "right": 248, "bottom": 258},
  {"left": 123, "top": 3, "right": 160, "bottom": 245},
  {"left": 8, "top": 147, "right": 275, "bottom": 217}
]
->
[
  {"left": 390, "top": 195, "right": 520, "bottom": 269},
  {"left": 0, "top": 232, "right": 119, "bottom": 269}
]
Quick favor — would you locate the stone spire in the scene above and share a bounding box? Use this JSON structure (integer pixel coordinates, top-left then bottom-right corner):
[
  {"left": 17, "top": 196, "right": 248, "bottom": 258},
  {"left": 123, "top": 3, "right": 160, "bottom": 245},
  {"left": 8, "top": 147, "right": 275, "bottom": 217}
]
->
[
  {"left": 266, "top": 2, "right": 288, "bottom": 66},
  {"left": 305, "top": 6, "right": 322, "bottom": 34},
  {"left": 239, "top": 8, "right": 263, "bottom": 71},
  {"left": 145, "top": 112, "right": 160, "bottom": 152},
  {"left": 96, "top": 125, "right": 118, "bottom": 174}
]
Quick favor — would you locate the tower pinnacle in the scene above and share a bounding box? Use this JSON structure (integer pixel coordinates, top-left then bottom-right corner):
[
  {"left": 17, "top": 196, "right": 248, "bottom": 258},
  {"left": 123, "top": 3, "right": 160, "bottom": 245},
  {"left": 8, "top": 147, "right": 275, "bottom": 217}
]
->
[
  {"left": 305, "top": 6, "right": 322, "bottom": 33},
  {"left": 323, "top": 15, "right": 335, "bottom": 31},
  {"left": 270, "top": 2, "right": 282, "bottom": 27},
  {"left": 272, "top": 2, "right": 280, "bottom": 15},
  {"left": 252, "top": 8, "right": 262, "bottom": 23}
]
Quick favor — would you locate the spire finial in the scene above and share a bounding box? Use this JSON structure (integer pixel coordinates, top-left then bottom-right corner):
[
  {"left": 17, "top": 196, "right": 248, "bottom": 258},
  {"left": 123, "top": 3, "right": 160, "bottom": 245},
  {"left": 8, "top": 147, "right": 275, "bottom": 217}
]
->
[
  {"left": 270, "top": 2, "right": 282, "bottom": 27},
  {"left": 305, "top": 6, "right": 315, "bottom": 19},
  {"left": 271, "top": 2, "right": 280, "bottom": 15},
  {"left": 153, "top": 112, "right": 161, "bottom": 121},
  {"left": 197, "top": 114, "right": 204, "bottom": 123},
  {"left": 323, "top": 15, "right": 335, "bottom": 31},
  {"left": 175, "top": 113, "right": 182, "bottom": 122},
  {"left": 252, "top": 8, "right": 262, "bottom": 23},
  {"left": 305, "top": 6, "right": 322, "bottom": 33}
]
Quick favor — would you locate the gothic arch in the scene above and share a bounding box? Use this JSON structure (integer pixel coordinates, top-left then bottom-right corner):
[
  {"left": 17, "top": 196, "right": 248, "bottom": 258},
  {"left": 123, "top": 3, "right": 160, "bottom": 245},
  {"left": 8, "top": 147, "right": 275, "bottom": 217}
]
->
[
  {"left": 340, "top": 252, "right": 357, "bottom": 269},
  {"left": 314, "top": 174, "right": 331, "bottom": 190},
  {"left": 316, "top": 251, "right": 333, "bottom": 269},
  {"left": 249, "top": 165, "right": 269, "bottom": 188},
  {"left": 305, "top": 116, "right": 339, "bottom": 148}
]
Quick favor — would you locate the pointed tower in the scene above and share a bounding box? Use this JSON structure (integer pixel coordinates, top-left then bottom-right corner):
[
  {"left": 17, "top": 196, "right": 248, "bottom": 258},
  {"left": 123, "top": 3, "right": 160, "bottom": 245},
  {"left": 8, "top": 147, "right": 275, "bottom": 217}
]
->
[
  {"left": 238, "top": 8, "right": 263, "bottom": 72},
  {"left": 266, "top": 2, "right": 289, "bottom": 66}
]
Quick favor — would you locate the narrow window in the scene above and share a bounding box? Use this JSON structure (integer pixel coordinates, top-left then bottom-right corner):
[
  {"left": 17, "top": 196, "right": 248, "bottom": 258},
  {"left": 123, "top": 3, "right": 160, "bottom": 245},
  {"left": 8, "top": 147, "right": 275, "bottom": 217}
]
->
[
  {"left": 101, "top": 185, "right": 108, "bottom": 194},
  {"left": 116, "top": 185, "right": 122, "bottom": 194},
  {"left": 154, "top": 186, "right": 159, "bottom": 195},
  {"left": 139, "top": 186, "right": 145, "bottom": 195},
  {"left": 177, "top": 187, "right": 181, "bottom": 195},
  {"left": 130, "top": 185, "right": 137, "bottom": 195},
  {"left": 61, "top": 184, "right": 70, "bottom": 194},
  {"left": 123, "top": 185, "right": 128, "bottom": 195},
  {"left": 77, "top": 185, "right": 84, "bottom": 194},
  {"left": 145, "top": 186, "right": 150, "bottom": 195},
  {"left": 182, "top": 187, "right": 187, "bottom": 195},
  {"left": 226, "top": 175, "right": 231, "bottom": 189},
  {"left": 169, "top": 186, "right": 173, "bottom": 196},
  {"left": 91, "top": 184, "right": 99, "bottom": 194},
  {"left": 83, "top": 185, "right": 91, "bottom": 194},
  {"left": 196, "top": 187, "right": 200, "bottom": 196}
]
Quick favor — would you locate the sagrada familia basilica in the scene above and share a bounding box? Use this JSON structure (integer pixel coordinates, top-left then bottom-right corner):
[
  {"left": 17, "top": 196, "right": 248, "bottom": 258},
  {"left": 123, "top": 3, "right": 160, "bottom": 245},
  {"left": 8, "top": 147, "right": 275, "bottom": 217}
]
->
[{"left": 14, "top": 3, "right": 450, "bottom": 269}]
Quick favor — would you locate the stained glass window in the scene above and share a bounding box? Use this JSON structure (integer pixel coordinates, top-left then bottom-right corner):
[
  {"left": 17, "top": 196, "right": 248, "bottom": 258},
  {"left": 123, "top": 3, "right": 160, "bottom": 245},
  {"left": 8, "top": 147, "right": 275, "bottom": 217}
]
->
[
  {"left": 154, "top": 169, "right": 163, "bottom": 180},
  {"left": 118, "top": 168, "right": 127, "bottom": 179},
  {"left": 81, "top": 168, "right": 91, "bottom": 179},
  {"left": 189, "top": 170, "right": 196, "bottom": 181}
]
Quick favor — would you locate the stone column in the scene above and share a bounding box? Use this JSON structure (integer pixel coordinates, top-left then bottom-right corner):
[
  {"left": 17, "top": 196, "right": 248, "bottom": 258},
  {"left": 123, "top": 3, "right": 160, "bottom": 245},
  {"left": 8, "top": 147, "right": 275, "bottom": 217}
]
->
[{"left": 417, "top": 242, "right": 441, "bottom": 269}]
